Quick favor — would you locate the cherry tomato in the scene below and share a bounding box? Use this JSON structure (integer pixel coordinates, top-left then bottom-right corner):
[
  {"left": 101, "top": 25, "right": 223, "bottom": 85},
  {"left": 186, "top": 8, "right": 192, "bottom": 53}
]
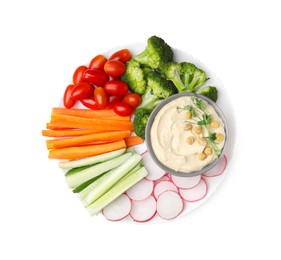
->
[
  {"left": 81, "top": 95, "right": 99, "bottom": 110},
  {"left": 104, "top": 60, "right": 126, "bottom": 77},
  {"left": 71, "top": 82, "right": 93, "bottom": 100},
  {"left": 89, "top": 55, "right": 107, "bottom": 70},
  {"left": 109, "top": 49, "right": 131, "bottom": 63},
  {"left": 104, "top": 80, "right": 128, "bottom": 96},
  {"left": 122, "top": 93, "right": 142, "bottom": 108},
  {"left": 113, "top": 102, "right": 133, "bottom": 116},
  {"left": 63, "top": 84, "right": 76, "bottom": 108},
  {"left": 94, "top": 87, "right": 108, "bottom": 109},
  {"left": 82, "top": 69, "right": 109, "bottom": 85},
  {"left": 105, "top": 95, "right": 123, "bottom": 109},
  {"left": 73, "top": 65, "right": 87, "bottom": 85}
]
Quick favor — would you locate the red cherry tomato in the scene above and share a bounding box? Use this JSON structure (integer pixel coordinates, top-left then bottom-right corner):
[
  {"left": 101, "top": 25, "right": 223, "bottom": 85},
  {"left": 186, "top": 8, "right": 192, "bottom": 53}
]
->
[
  {"left": 71, "top": 82, "right": 93, "bottom": 100},
  {"left": 89, "top": 55, "right": 107, "bottom": 70},
  {"left": 82, "top": 69, "right": 109, "bottom": 85},
  {"left": 81, "top": 95, "right": 99, "bottom": 110},
  {"left": 104, "top": 80, "right": 129, "bottom": 96},
  {"left": 104, "top": 60, "right": 126, "bottom": 77},
  {"left": 113, "top": 102, "right": 133, "bottom": 116},
  {"left": 109, "top": 49, "right": 132, "bottom": 63},
  {"left": 63, "top": 84, "right": 76, "bottom": 108},
  {"left": 106, "top": 95, "right": 123, "bottom": 109},
  {"left": 73, "top": 65, "right": 87, "bottom": 85},
  {"left": 122, "top": 93, "right": 142, "bottom": 108},
  {"left": 94, "top": 87, "right": 108, "bottom": 109}
]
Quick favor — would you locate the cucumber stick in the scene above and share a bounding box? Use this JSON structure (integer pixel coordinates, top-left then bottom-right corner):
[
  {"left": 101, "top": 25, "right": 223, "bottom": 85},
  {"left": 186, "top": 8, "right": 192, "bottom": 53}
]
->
[
  {"left": 65, "top": 152, "right": 132, "bottom": 189},
  {"left": 59, "top": 148, "right": 126, "bottom": 169},
  {"left": 83, "top": 153, "right": 143, "bottom": 207},
  {"left": 87, "top": 167, "right": 148, "bottom": 216}
]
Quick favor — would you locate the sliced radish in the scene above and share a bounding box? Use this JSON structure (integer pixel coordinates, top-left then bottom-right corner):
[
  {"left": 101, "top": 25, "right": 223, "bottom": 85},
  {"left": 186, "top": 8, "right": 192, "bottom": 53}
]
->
[
  {"left": 171, "top": 174, "right": 201, "bottom": 189},
  {"left": 203, "top": 155, "right": 228, "bottom": 178},
  {"left": 102, "top": 194, "right": 131, "bottom": 221},
  {"left": 130, "top": 195, "right": 157, "bottom": 222},
  {"left": 179, "top": 178, "right": 208, "bottom": 202},
  {"left": 142, "top": 151, "right": 166, "bottom": 181},
  {"left": 153, "top": 175, "right": 170, "bottom": 185},
  {"left": 157, "top": 191, "right": 184, "bottom": 220},
  {"left": 154, "top": 181, "right": 178, "bottom": 199},
  {"left": 126, "top": 179, "right": 153, "bottom": 201}
]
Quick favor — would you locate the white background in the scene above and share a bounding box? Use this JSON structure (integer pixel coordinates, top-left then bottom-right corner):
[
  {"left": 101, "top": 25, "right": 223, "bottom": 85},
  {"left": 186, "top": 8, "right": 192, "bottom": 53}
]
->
[{"left": 0, "top": 0, "right": 280, "bottom": 259}]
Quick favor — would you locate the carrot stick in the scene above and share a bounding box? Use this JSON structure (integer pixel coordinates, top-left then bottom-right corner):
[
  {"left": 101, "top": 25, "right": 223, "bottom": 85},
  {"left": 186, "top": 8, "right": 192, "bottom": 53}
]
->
[
  {"left": 52, "top": 107, "right": 117, "bottom": 118},
  {"left": 50, "top": 114, "right": 134, "bottom": 132},
  {"left": 124, "top": 136, "right": 144, "bottom": 147},
  {"left": 42, "top": 129, "right": 104, "bottom": 137},
  {"left": 48, "top": 140, "right": 127, "bottom": 160},
  {"left": 49, "top": 130, "right": 130, "bottom": 149}
]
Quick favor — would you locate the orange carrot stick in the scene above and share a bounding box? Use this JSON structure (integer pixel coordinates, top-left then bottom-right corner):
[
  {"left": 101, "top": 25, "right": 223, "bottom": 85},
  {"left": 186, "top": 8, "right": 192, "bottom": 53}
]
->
[
  {"left": 48, "top": 140, "right": 126, "bottom": 160},
  {"left": 42, "top": 129, "right": 104, "bottom": 137},
  {"left": 49, "top": 130, "right": 130, "bottom": 149},
  {"left": 52, "top": 107, "right": 117, "bottom": 118},
  {"left": 124, "top": 136, "right": 144, "bottom": 147},
  {"left": 50, "top": 114, "right": 134, "bottom": 132}
]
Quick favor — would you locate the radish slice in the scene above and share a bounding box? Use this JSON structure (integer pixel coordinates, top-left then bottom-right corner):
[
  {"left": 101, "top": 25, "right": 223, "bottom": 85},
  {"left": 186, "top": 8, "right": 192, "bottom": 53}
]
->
[
  {"left": 153, "top": 175, "right": 170, "bottom": 185},
  {"left": 130, "top": 195, "right": 157, "bottom": 222},
  {"left": 142, "top": 151, "right": 166, "bottom": 181},
  {"left": 203, "top": 155, "right": 228, "bottom": 178},
  {"left": 102, "top": 194, "right": 131, "bottom": 221},
  {"left": 171, "top": 174, "right": 201, "bottom": 189},
  {"left": 126, "top": 179, "right": 154, "bottom": 201},
  {"left": 154, "top": 181, "right": 178, "bottom": 199},
  {"left": 157, "top": 191, "right": 184, "bottom": 220},
  {"left": 179, "top": 178, "right": 208, "bottom": 202}
]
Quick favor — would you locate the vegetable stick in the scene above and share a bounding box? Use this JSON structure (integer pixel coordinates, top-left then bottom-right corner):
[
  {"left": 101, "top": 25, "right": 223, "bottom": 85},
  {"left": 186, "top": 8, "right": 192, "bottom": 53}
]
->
[
  {"left": 124, "top": 136, "right": 144, "bottom": 147},
  {"left": 42, "top": 129, "right": 104, "bottom": 137},
  {"left": 52, "top": 107, "right": 117, "bottom": 118},
  {"left": 48, "top": 140, "right": 126, "bottom": 160},
  {"left": 50, "top": 114, "right": 134, "bottom": 131},
  {"left": 50, "top": 130, "right": 130, "bottom": 149}
]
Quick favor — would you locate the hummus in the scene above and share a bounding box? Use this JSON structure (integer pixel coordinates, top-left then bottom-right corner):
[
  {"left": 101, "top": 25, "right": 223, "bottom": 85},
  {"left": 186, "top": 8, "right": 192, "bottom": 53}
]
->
[{"left": 150, "top": 96, "right": 226, "bottom": 173}]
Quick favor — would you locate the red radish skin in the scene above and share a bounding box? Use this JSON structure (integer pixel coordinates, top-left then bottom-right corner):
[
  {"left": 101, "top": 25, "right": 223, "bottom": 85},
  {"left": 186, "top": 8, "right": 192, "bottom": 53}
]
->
[
  {"left": 129, "top": 195, "right": 157, "bottom": 223},
  {"left": 170, "top": 174, "right": 201, "bottom": 190},
  {"left": 154, "top": 181, "right": 178, "bottom": 199},
  {"left": 102, "top": 194, "right": 132, "bottom": 221},
  {"left": 126, "top": 179, "right": 154, "bottom": 201},
  {"left": 141, "top": 151, "right": 166, "bottom": 181},
  {"left": 157, "top": 191, "right": 184, "bottom": 220},
  {"left": 179, "top": 178, "right": 208, "bottom": 202},
  {"left": 203, "top": 155, "right": 228, "bottom": 178}
]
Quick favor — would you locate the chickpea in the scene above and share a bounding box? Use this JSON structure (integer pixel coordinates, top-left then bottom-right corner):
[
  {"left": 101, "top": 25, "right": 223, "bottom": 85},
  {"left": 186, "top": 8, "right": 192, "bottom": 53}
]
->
[
  {"left": 186, "top": 136, "right": 195, "bottom": 145},
  {"left": 210, "top": 121, "right": 220, "bottom": 128},
  {"left": 198, "top": 137, "right": 207, "bottom": 146},
  {"left": 203, "top": 146, "right": 212, "bottom": 155},
  {"left": 194, "top": 126, "right": 202, "bottom": 135},
  {"left": 185, "top": 111, "right": 192, "bottom": 119},
  {"left": 217, "top": 133, "right": 224, "bottom": 142},
  {"left": 198, "top": 153, "right": 206, "bottom": 160},
  {"left": 184, "top": 123, "right": 193, "bottom": 131}
]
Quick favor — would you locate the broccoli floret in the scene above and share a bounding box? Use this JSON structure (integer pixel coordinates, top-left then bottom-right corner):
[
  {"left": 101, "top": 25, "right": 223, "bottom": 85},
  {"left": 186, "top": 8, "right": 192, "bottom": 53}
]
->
[
  {"left": 199, "top": 86, "right": 218, "bottom": 102},
  {"left": 133, "top": 108, "right": 151, "bottom": 139},
  {"left": 138, "top": 71, "right": 177, "bottom": 110},
  {"left": 134, "top": 36, "right": 173, "bottom": 69},
  {"left": 121, "top": 59, "right": 146, "bottom": 95},
  {"left": 163, "top": 62, "right": 208, "bottom": 93}
]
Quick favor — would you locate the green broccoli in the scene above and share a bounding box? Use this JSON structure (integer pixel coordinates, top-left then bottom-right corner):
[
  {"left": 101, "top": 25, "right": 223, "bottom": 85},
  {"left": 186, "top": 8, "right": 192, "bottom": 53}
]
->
[
  {"left": 163, "top": 62, "right": 208, "bottom": 93},
  {"left": 121, "top": 59, "right": 147, "bottom": 95},
  {"left": 133, "top": 108, "right": 151, "bottom": 139},
  {"left": 199, "top": 86, "right": 218, "bottom": 102},
  {"left": 134, "top": 36, "right": 173, "bottom": 69},
  {"left": 138, "top": 70, "right": 177, "bottom": 110}
]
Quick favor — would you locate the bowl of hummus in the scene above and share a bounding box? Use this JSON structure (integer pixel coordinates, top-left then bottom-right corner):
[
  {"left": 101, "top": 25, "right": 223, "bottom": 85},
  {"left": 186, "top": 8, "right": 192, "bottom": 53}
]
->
[{"left": 145, "top": 93, "right": 228, "bottom": 177}]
